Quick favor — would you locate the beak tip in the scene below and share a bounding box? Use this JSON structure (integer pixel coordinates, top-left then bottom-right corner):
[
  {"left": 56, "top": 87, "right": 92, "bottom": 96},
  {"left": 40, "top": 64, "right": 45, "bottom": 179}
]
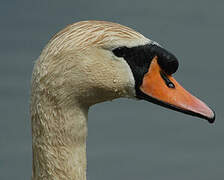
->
[{"left": 207, "top": 110, "right": 215, "bottom": 124}]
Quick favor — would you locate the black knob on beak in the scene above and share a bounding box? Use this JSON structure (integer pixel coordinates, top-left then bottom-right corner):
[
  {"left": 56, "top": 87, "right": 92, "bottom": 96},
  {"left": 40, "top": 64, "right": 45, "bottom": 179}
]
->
[
  {"left": 157, "top": 55, "right": 179, "bottom": 75},
  {"left": 148, "top": 45, "right": 179, "bottom": 75}
]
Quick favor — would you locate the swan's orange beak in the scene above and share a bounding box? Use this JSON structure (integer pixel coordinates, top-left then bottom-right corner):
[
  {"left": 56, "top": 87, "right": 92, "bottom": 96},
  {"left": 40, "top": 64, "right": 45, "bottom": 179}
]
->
[{"left": 139, "top": 57, "right": 215, "bottom": 123}]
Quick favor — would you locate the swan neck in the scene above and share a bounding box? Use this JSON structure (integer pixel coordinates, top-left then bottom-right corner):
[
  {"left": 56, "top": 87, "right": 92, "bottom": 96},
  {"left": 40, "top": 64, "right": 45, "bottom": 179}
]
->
[{"left": 31, "top": 98, "right": 88, "bottom": 180}]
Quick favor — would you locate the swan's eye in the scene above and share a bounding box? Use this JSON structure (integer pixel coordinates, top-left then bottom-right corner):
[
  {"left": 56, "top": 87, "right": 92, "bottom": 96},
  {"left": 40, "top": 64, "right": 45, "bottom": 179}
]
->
[
  {"left": 112, "top": 47, "right": 129, "bottom": 58},
  {"left": 112, "top": 45, "right": 153, "bottom": 89}
]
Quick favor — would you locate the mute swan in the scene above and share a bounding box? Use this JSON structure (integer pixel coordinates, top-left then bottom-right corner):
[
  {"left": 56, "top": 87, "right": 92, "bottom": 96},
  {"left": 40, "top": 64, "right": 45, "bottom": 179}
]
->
[{"left": 30, "top": 20, "right": 215, "bottom": 180}]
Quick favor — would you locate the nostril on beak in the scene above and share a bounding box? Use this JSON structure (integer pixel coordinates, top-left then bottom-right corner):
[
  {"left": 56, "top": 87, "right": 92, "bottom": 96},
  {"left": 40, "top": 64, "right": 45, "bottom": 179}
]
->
[{"left": 160, "top": 71, "right": 175, "bottom": 88}]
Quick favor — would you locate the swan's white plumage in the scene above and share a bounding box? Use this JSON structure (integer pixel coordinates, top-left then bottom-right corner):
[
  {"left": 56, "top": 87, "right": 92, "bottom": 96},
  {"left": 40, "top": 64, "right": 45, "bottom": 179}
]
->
[
  {"left": 48, "top": 20, "right": 150, "bottom": 52},
  {"left": 31, "top": 21, "right": 153, "bottom": 180}
]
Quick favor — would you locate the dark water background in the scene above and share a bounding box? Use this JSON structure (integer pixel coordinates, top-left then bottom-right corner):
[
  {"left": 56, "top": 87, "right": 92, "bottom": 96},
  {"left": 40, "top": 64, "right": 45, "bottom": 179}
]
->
[{"left": 1, "top": 0, "right": 223, "bottom": 179}]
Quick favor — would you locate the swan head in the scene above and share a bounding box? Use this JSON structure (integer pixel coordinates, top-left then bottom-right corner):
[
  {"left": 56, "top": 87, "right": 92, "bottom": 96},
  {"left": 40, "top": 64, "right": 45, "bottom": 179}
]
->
[{"left": 33, "top": 20, "right": 215, "bottom": 123}]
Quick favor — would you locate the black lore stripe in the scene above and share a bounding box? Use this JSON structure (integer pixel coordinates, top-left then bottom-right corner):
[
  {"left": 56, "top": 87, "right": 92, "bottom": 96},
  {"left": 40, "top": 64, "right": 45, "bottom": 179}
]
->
[{"left": 112, "top": 44, "right": 179, "bottom": 92}]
